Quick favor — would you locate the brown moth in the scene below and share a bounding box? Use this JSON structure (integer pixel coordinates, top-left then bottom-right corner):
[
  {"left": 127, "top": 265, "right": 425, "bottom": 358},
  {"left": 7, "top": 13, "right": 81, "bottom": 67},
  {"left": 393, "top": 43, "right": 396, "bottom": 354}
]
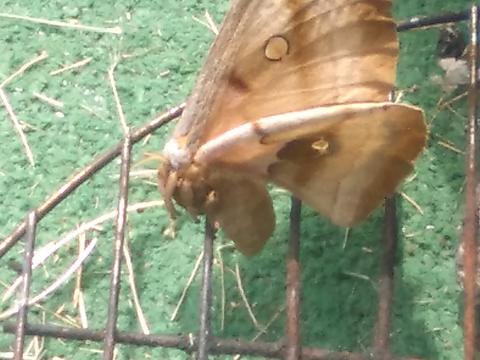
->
[{"left": 158, "top": 0, "right": 427, "bottom": 256}]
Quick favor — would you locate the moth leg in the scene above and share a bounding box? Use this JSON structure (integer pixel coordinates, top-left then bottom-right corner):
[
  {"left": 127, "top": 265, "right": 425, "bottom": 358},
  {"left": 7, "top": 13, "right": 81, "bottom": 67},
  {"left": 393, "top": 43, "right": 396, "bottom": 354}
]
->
[
  {"left": 163, "top": 218, "right": 177, "bottom": 239},
  {"left": 205, "top": 190, "right": 218, "bottom": 210},
  {"left": 157, "top": 165, "right": 177, "bottom": 238},
  {"left": 204, "top": 190, "right": 221, "bottom": 230},
  {"left": 159, "top": 170, "right": 179, "bottom": 220}
]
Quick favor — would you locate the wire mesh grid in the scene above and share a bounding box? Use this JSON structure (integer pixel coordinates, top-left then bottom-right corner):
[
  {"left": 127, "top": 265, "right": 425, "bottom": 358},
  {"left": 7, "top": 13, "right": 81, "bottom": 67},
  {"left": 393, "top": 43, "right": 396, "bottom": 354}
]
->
[{"left": 0, "top": 6, "right": 478, "bottom": 360}]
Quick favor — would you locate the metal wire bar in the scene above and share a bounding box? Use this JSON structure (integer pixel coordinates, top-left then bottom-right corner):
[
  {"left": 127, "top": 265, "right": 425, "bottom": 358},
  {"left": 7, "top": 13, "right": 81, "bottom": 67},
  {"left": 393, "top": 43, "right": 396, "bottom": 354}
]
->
[
  {"left": 285, "top": 197, "right": 302, "bottom": 360},
  {"left": 103, "top": 134, "right": 133, "bottom": 358},
  {"left": 0, "top": 104, "right": 184, "bottom": 259},
  {"left": 372, "top": 195, "right": 397, "bottom": 357},
  {"left": 12, "top": 211, "right": 37, "bottom": 360},
  {"left": 397, "top": 9, "right": 470, "bottom": 32},
  {"left": 197, "top": 220, "right": 215, "bottom": 360},
  {"left": 2, "top": 322, "right": 423, "bottom": 360},
  {"left": 462, "top": 6, "right": 479, "bottom": 360}
]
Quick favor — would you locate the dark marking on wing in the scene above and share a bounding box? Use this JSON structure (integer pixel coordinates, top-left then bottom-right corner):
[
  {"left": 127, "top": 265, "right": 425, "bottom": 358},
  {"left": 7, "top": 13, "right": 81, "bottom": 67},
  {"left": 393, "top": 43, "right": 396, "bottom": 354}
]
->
[
  {"left": 272, "top": 131, "right": 338, "bottom": 185},
  {"left": 252, "top": 122, "right": 269, "bottom": 143},
  {"left": 228, "top": 71, "right": 250, "bottom": 93}
]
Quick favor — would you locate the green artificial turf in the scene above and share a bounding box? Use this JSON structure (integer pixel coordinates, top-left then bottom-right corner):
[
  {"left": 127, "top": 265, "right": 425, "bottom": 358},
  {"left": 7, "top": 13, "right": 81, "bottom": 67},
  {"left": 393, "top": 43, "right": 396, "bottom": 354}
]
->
[{"left": 0, "top": 1, "right": 473, "bottom": 359}]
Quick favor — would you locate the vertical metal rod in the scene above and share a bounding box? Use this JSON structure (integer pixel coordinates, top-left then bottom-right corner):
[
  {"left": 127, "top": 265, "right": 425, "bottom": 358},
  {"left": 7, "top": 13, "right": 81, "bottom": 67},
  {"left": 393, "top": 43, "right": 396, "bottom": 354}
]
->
[
  {"left": 103, "top": 134, "right": 132, "bottom": 359},
  {"left": 197, "top": 219, "right": 215, "bottom": 360},
  {"left": 13, "top": 211, "right": 37, "bottom": 360},
  {"left": 463, "top": 6, "right": 479, "bottom": 360},
  {"left": 373, "top": 195, "right": 397, "bottom": 356},
  {"left": 285, "top": 197, "right": 302, "bottom": 360}
]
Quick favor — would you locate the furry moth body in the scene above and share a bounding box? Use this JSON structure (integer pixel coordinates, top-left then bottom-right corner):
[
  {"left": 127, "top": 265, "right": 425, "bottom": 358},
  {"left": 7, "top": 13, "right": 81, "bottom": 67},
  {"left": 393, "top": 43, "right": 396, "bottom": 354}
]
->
[{"left": 158, "top": 0, "right": 427, "bottom": 255}]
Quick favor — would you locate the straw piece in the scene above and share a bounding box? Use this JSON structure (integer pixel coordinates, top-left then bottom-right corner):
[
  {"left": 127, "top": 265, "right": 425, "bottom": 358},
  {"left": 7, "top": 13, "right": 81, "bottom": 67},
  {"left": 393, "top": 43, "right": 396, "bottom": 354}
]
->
[
  {"left": 0, "top": 13, "right": 122, "bottom": 34},
  {"left": 50, "top": 57, "right": 92, "bottom": 76},
  {"left": 33, "top": 92, "right": 64, "bottom": 108},
  {"left": 235, "top": 263, "right": 261, "bottom": 330},
  {"left": 123, "top": 241, "right": 151, "bottom": 334},
  {"left": 0, "top": 238, "right": 98, "bottom": 320},
  {"left": 0, "top": 88, "right": 35, "bottom": 166},
  {"left": 170, "top": 251, "right": 204, "bottom": 321},
  {"left": 400, "top": 191, "right": 424, "bottom": 215},
  {"left": 0, "top": 51, "right": 48, "bottom": 88}
]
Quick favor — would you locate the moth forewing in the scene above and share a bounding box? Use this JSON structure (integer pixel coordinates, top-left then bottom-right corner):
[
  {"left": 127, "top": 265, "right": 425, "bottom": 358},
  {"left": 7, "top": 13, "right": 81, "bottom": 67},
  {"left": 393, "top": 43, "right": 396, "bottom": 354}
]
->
[
  {"left": 172, "top": 0, "right": 258, "bottom": 149},
  {"left": 194, "top": 102, "right": 424, "bottom": 167},
  {"left": 158, "top": 0, "right": 427, "bottom": 255}
]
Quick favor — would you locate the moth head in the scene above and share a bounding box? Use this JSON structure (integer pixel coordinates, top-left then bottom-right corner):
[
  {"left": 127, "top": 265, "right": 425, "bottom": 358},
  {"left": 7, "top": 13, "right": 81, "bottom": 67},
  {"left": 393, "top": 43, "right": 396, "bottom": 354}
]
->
[
  {"left": 157, "top": 155, "right": 212, "bottom": 221},
  {"left": 158, "top": 137, "right": 197, "bottom": 217}
]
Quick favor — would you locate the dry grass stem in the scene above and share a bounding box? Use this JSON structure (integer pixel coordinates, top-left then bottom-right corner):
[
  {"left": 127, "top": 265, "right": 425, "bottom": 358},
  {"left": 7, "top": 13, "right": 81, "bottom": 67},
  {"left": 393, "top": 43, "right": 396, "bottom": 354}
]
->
[
  {"left": 123, "top": 240, "right": 150, "bottom": 334},
  {"left": 25, "top": 335, "right": 45, "bottom": 360},
  {"left": 438, "top": 91, "right": 467, "bottom": 109},
  {"left": 108, "top": 61, "right": 129, "bottom": 134},
  {"left": 342, "top": 271, "right": 372, "bottom": 283},
  {"left": 445, "top": 103, "right": 467, "bottom": 121},
  {"left": 141, "top": 133, "right": 152, "bottom": 145},
  {"left": 1, "top": 201, "right": 164, "bottom": 302},
  {"left": 134, "top": 153, "right": 165, "bottom": 172},
  {"left": 0, "top": 88, "right": 35, "bottom": 166},
  {"left": 73, "top": 232, "right": 86, "bottom": 307},
  {"left": 50, "top": 57, "right": 92, "bottom": 75},
  {"left": 400, "top": 191, "right": 424, "bottom": 215},
  {"left": 233, "top": 306, "right": 285, "bottom": 360},
  {"left": 170, "top": 251, "right": 204, "bottom": 321},
  {"left": 405, "top": 173, "right": 417, "bottom": 184},
  {"left": 342, "top": 227, "right": 350, "bottom": 250},
  {"left": 73, "top": 232, "right": 88, "bottom": 328},
  {"left": 0, "top": 239, "right": 98, "bottom": 320},
  {"left": 112, "top": 169, "right": 156, "bottom": 180},
  {"left": 77, "top": 290, "right": 88, "bottom": 329},
  {"left": 204, "top": 11, "right": 219, "bottom": 35},
  {"left": 437, "top": 140, "right": 464, "bottom": 154},
  {"left": 34, "top": 304, "right": 79, "bottom": 328},
  {"left": 235, "top": 263, "right": 261, "bottom": 330},
  {"left": 216, "top": 247, "right": 227, "bottom": 332},
  {"left": 192, "top": 16, "right": 216, "bottom": 35},
  {"left": 80, "top": 104, "right": 105, "bottom": 120},
  {"left": 1, "top": 51, "right": 48, "bottom": 88},
  {"left": 33, "top": 91, "right": 64, "bottom": 108},
  {"left": 0, "top": 13, "right": 122, "bottom": 34}
]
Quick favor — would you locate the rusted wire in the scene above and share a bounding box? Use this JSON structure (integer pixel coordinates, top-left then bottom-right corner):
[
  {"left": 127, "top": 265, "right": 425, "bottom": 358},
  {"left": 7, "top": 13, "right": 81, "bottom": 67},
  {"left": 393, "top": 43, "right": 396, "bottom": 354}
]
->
[
  {"left": 197, "top": 220, "right": 215, "bottom": 360},
  {"left": 462, "top": 6, "right": 479, "bottom": 360},
  {"left": 285, "top": 197, "right": 302, "bottom": 360},
  {"left": 397, "top": 9, "right": 470, "bottom": 32},
  {"left": 12, "top": 211, "right": 37, "bottom": 360},
  {"left": 0, "top": 104, "right": 184, "bottom": 259},
  {"left": 103, "top": 134, "right": 133, "bottom": 359},
  {"left": 2, "top": 322, "right": 423, "bottom": 360},
  {"left": 373, "top": 195, "right": 397, "bottom": 358}
]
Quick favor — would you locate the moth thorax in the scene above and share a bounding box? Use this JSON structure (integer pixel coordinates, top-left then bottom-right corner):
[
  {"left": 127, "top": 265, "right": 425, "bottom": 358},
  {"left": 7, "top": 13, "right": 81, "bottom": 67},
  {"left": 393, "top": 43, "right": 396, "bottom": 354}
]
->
[
  {"left": 174, "top": 164, "right": 212, "bottom": 216},
  {"left": 163, "top": 138, "right": 191, "bottom": 169},
  {"left": 264, "top": 35, "right": 289, "bottom": 61},
  {"left": 312, "top": 138, "right": 330, "bottom": 155}
]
